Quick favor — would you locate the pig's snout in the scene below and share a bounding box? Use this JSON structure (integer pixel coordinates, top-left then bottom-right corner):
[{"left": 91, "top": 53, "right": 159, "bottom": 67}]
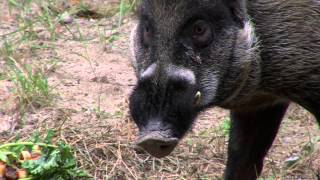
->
[{"left": 136, "top": 132, "right": 178, "bottom": 158}]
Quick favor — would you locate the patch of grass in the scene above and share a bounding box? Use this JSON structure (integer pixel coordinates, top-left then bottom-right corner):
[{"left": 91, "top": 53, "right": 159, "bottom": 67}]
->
[
  {"left": 62, "top": 0, "right": 138, "bottom": 21},
  {"left": 218, "top": 117, "right": 231, "bottom": 137},
  {"left": 2, "top": 59, "right": 50, "bottom": 112},
  {"left": 0, "top": 0, "right": 62, "bottom": 112},
  {"left": 1, "top": 40, "right": 52, "bottom": 110},
  {"left": 198, "top": 127, "right": 216, "bottom": 138},
  {"left": 94, "top": 109, "right": 124, "bottom": 119},
  {"left": 107, "top": 33, "right": 121, "bottom": 44},
  {"left": 118, "top": 0, "right": 138, "bottom": 26},
  {"left": 0, "top": 73, "right": 6, "bottom": 80},
  {"left": 94, "top": 108, "right": 113, "bottom": 119},
  {"left": 7, "top": 0, "right": 58, "bottom": 40},
  {"left": 10, "top": 64, "right": 52, "bottom": 109},
  {"left": 197, "top": 117, "right": 230, "bottom": 139}
]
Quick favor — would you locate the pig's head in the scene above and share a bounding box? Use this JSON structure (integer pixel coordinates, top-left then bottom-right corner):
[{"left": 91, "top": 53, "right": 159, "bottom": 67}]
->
[{"left": 129, "top": 0, "right": 260, "bottom": 158}]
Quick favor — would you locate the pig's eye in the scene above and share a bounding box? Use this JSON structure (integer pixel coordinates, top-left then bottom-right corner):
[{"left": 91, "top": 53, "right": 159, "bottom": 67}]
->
[
  {"left": 143, "top": 24, "right": 152, "bottom": 46},
  {"left": 191, "top": 20, "right": 212, "bottom": 48}
]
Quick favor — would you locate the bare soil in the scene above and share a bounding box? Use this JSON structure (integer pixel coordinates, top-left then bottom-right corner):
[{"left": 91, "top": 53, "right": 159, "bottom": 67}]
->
[{"left": 0, "top": 1, "right": 319, "bottom": 179}]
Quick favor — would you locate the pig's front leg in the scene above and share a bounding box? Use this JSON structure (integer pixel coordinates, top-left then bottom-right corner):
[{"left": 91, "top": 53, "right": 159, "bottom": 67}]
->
[{"left": 225, "top": 102, "right": 289, "bottom": 180}]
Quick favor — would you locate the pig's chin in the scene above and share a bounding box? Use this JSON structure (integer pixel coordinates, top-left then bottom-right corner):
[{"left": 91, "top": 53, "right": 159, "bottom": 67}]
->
[{"left": 136, "top": 131, "right": 179, "bottom": 158}]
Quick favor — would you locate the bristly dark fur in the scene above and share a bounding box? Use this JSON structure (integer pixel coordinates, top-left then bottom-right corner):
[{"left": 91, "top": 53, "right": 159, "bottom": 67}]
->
[{"left": 129, "top": 0, "right": 320, "bottom": 179}]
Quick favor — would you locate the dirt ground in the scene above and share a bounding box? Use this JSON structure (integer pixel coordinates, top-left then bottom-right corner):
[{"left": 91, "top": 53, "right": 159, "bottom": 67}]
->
[{"left": 0, "top": 1, "right": 319, "bottom": 179}]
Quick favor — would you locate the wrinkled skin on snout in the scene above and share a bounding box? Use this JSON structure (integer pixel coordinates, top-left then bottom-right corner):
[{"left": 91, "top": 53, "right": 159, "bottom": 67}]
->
[
  {"left": 129, "top": 65, "right": 201, "bottom": 158},
  {"left": 129, "top": 0, "right": 256, "bottom": 158}
]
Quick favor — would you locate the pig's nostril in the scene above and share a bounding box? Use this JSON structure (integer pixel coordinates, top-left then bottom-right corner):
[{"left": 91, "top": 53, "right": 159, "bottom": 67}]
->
[{"left": 136, "top": 136, "right": 179, "bottom": 158}]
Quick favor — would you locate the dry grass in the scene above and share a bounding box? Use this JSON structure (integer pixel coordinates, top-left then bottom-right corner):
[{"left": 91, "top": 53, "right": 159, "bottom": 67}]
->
[
  {"left": 1, "top": 105, "right": 318, "bottom": 179},
  {"left": 0, "top": 106, "right": 229, "bottom": 179}
]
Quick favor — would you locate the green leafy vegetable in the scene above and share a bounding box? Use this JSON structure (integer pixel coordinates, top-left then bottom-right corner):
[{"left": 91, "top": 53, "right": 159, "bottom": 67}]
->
[
  {"left": 0, "top": 130, "right": 90, "bottom": 180},
  {"left": 22, "top": 142, "right": 88, "bottom": 179}
]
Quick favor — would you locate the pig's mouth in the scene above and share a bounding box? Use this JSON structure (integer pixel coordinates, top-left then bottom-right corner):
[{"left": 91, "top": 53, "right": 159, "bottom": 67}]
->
[{"left": 136, "top": 131, "right": 179, "bottom": 158}]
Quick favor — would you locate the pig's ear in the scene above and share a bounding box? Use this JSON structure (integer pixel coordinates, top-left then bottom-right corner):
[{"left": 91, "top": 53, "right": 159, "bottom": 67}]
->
[{"left": 225, "top": 0, "right": 247, "bottom": 28}]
